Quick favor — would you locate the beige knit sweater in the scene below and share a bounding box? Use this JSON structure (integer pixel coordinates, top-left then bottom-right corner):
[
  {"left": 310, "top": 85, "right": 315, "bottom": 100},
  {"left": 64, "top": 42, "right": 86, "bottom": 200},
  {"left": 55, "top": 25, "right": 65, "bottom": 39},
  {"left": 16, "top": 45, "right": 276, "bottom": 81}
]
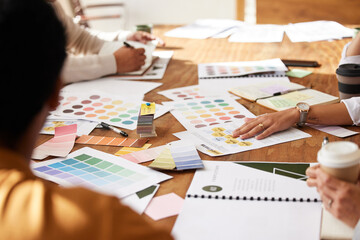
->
[{"left": 51, "top": 1, "right": 130, "bottom": 83}]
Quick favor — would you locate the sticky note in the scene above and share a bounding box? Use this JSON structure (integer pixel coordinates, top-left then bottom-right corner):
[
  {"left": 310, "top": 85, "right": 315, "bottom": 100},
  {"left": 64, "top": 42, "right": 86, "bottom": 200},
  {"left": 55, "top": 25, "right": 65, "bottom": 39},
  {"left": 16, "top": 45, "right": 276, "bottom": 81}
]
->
[
  {"left": 144, "top": 193, "right": 184, "bottom": 221},
  {"left": 286, "top": 69, "right": 312, "bottom": 78},
  {"left": 140, "top": 102, "right": 156, "bottom": 115}
]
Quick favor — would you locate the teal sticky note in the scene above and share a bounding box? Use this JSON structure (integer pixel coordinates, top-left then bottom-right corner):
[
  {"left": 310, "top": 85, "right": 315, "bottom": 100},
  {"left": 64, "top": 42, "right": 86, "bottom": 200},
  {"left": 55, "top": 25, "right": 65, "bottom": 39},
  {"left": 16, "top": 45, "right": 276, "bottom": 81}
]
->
[{"left": 286, "top": 69, "right": 312, "bottom": 78}]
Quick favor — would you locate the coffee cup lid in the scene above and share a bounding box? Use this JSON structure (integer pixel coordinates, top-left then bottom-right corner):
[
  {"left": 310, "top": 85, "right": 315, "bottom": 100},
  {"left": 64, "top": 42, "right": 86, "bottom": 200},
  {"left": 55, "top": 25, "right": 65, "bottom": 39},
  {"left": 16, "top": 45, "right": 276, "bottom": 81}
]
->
[
  {"left": 336, "top": 64, "right": 360, "bottom": 77},
  {"left": 318, "top": 141, "right": 360, "bottom": 168}
]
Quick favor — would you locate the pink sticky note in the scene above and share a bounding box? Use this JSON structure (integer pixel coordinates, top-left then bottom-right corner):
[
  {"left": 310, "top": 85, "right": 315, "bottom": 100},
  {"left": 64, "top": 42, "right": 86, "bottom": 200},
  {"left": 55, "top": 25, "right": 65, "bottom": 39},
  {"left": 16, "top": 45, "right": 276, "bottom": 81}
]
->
[
  {"left": 144, "top": 193, "right": 184, "bottom": 221},
  {"left": 32, "top": 124, "right": 77, "bottom": 160}
]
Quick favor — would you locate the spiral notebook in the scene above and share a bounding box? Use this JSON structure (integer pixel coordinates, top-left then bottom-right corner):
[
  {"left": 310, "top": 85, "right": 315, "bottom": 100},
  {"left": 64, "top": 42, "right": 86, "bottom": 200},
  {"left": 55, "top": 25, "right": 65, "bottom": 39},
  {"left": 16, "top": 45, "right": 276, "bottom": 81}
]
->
[
  {"left": 198, "top": 58, "right": 288, "bottom": 79},
  {"left": 172, "top": 161, "right": 322, "bottom": 240}
]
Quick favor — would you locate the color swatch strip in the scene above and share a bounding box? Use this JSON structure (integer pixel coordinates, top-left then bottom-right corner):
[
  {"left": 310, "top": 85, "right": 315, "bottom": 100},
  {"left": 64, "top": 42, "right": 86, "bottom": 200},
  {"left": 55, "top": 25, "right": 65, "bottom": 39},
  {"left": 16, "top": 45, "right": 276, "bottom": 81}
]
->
[
  {"left": 76, "top": 135, "right": 148, "bottom": 148},
  {"left": 120, "top": 145, "right": 166, "bottom": 164},
  {"left": 170, "top": 144, "right": 204, "bottom": 170}
]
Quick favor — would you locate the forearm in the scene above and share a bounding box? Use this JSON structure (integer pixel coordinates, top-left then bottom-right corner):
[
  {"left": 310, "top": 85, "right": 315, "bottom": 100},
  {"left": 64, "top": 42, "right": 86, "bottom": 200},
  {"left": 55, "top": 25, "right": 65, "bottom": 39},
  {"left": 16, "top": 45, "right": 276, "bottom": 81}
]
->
[{"left": 306, "top": 102, "right": 353, "bottom": 125}]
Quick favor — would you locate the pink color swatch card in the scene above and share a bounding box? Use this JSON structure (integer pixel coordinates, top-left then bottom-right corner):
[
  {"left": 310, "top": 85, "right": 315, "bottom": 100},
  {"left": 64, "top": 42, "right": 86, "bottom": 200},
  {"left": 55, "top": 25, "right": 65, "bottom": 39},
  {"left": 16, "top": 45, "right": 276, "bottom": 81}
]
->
[
  {"left": 32, "top": 124, "right": 77, "bottom": 160},
  {"left": 144, "top": 193, "right": 184, "bottom": 221}
]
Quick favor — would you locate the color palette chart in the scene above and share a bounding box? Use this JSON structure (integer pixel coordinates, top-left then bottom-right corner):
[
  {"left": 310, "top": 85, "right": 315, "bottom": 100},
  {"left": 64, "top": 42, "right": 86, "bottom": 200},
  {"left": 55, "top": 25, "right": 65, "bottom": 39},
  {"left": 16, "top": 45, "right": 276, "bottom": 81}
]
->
[
  {"left": 158, "top": 85, "right": 206, "bottom": 101},
  {"left": 198, "top": 59, "right": 288, "bottom": 79},
  {"left": 53, "top": 91, "right": 142, "bottom": 130},
  {"left": 32, "top": 147, "right": 171, "bottom": 198},
  {"left": 186, "top": 122, "right": 311, "bottom": 157},
  {"left": 119, "top": 145, "right": 166, "bottom": 163},
  {"left": 75, "top": 135, "right": 148, "bottom": 148},
  {"left": 163, "top": 97, "right": 255, "bottom": 130}
]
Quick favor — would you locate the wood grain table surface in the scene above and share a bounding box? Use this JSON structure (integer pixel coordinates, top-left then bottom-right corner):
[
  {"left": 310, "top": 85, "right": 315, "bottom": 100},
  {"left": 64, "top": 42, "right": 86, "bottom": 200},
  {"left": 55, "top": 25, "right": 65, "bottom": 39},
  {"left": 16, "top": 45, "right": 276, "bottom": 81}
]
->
[{"left": 36, "top": 25, "right": 360, "bottom": 233}]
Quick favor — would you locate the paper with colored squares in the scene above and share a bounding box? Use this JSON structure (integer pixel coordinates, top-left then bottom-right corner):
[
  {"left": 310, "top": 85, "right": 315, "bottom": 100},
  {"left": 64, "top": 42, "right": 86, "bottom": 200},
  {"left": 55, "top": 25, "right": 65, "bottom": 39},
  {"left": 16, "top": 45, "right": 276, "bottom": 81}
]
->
[{"left": 32, "top": 147, "right": 172, "bottom": 198}]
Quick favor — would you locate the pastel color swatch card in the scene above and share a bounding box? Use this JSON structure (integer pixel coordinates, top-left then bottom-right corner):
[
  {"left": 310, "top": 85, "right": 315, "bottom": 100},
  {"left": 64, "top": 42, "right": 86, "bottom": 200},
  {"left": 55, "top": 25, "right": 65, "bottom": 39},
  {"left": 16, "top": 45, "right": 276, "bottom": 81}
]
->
[
  {"left": 75, "top": 135, "right": 148, "bottom": 148},
  {"left": 40, "top": 119, "right": 98, "bottom": 136},
  {"left": 170, "top": 143, "right": 204, "bottom": 170},
  {"left": 115, "top": 144, "right": 152, "bottom": 156},
  {"left": 144, "top": 193, "right": 184, "bottom": 221},
  {"left": 149, "top": 147, "right": 176, "bottom": 170},
  {"left": 32, "top": 124, "right": 77, "bottom": 160},
  {"left": 32, "top": 147, "right": 171, "bottom": 198},
  {"left": 119, "top": 145, "right": 166, "bottom": 163},
  {"left": 163, "top": 97, "right": 255, "bottom": 130}
]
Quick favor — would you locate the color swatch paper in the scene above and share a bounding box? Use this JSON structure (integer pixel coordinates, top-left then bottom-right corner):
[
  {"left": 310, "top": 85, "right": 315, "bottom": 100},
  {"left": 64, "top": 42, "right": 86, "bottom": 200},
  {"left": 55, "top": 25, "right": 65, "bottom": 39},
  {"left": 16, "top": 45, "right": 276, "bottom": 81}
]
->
[
  {"left": 76, "top": 135, "right": 148, "bottom": 148},
  {"left": 53, "top": 91, "right": 169, "bottom": 130},
  {"left": 32, "top": 124, "right": 77, "bottom": 160},
  {"left": 121, "top": 184, "right": 159, "bottom": 214},
  {"left": 40, "top": 119, "right": 97, "bottom": 136},
  {"left": 170, "top": 142, "right": 204, "bottom": 170},
  {"left": 120, "top": 145, "right": 166, "bottom": 163},
  {"left": 115, "top": 144, "right": 152, "bottom": 156},
  {"left": 32, "top": 147, "right": 171, "bottom": 198},
  {"left": 198, "top": 58, "right": 287, "bottom": 79},
  {"left": 182, "top": 122, "right": 311, "bottom": 157},
  {"left": 148, "top": 142, "right": 204, "bottom": 171},
  {"left": 149, "top": 147, "right": 176, "bottom": 170},
  {"left": 163, "top": 97, "right": 255, "bottom": 130},
  {"left": 144, "top": 193, "right": 184, "bottom": 221}
]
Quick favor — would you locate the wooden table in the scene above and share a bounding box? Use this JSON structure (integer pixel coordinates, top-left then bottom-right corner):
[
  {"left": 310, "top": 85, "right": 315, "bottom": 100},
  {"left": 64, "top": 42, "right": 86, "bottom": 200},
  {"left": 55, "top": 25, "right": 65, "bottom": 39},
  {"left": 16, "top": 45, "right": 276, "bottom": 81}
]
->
[{"left": 37, "top": 25, "right": 360, "bottom": 234}]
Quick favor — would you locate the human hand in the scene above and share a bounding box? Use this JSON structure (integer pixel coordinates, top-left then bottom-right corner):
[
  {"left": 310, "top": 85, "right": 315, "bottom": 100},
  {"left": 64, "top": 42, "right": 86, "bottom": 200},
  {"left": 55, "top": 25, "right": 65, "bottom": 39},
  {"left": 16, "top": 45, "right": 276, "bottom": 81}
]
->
[
  {"left": 306, "top": 165, "right": 360, "bottom": 228},
  {"left": 127, "top": 31, "right": 165, "bottom": 47},
  {"left": 113, "top": 46, "right": 146, "bottom": 73},
  {"left": 232, "top": 108, "right": 299, "bottom": 140}
]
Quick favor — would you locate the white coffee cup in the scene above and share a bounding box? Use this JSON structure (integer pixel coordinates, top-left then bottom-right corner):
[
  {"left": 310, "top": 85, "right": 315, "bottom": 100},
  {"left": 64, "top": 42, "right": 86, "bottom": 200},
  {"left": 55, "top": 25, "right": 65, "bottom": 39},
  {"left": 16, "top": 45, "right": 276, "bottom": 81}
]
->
[{"left": 317, "top": 141, "right": 360, "bottom": 183}]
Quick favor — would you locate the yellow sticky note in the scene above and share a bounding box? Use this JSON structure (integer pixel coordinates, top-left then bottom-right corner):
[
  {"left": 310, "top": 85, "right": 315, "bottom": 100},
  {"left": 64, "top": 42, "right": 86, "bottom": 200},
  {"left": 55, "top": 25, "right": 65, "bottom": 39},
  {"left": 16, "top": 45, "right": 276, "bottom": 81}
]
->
[{"left": 140, "top": 102, "right": 156, "bottom": 115}]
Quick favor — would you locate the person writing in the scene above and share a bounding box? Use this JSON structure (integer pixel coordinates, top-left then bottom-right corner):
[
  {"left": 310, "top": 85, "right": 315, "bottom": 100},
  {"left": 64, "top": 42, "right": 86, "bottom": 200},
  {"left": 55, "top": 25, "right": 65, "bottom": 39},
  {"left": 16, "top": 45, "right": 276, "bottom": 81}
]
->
[
  {"left": 48, "top": 0, "right": 165, "bottom": 84},
  {"left": 0, "top": 0, "right": 172, "bottom": 239}
]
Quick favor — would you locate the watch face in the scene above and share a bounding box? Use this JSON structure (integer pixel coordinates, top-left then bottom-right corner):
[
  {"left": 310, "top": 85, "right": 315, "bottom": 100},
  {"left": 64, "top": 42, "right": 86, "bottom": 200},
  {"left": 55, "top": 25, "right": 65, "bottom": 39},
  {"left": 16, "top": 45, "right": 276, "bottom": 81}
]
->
[{"left": 297, "top": 102, "right": 310, "bottom": 111}]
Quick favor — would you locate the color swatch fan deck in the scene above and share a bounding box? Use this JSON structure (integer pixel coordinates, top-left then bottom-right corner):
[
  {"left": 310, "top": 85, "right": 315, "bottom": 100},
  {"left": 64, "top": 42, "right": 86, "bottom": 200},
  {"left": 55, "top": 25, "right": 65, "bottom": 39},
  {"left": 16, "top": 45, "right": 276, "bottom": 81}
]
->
[{"left": 53, "top": 92, "right": 143, "bottom": 130}]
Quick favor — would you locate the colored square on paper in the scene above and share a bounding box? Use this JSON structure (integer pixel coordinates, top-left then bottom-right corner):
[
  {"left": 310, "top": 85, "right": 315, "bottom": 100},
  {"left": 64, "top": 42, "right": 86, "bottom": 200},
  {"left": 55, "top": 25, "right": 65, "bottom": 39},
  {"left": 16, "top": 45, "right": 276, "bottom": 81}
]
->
[
  {"left": 76, "top": 135, "right": 148, "bottom": 148},
  {"left": 144, "top": 193, "right": 184, "bottom": 221},
  {"left": 115, "top": 144, "right": 152, "bottom": 156}
]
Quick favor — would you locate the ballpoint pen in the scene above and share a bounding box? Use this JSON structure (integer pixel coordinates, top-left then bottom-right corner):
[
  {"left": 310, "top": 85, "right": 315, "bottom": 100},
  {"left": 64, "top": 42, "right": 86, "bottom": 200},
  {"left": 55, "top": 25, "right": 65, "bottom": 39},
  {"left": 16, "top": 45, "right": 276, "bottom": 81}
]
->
[{"left": 100, "top": 122, "right": 128, "bottom": 137}]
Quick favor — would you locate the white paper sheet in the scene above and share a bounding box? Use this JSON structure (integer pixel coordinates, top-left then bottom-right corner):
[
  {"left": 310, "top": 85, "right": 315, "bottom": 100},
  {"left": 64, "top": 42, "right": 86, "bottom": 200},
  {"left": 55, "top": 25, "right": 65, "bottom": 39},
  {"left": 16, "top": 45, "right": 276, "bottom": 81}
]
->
[
  {"left": 165, "top": 19, "right": 243, "bottom": 39},
  {"left": 229, "top": 24, "right": 285, "bottom": 43},
  {"left": 285, "top": 21, "right": 353, "bottom": 42},
  {"left": 180, "top": 122, "right": 311, "bottom": 156}
]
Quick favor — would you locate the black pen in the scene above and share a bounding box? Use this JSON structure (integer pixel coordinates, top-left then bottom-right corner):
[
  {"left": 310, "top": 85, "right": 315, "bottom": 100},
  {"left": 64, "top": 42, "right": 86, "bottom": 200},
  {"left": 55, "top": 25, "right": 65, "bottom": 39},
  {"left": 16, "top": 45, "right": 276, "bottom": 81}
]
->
[
  {"left": 100, "top": 122, "right": 128, "bottom": 137},
  {"left": 255, "top": 87, "right": 308, "bottom": 101},
  {"left": 123, "top": 41, "right": 134, "bottom": 48}
]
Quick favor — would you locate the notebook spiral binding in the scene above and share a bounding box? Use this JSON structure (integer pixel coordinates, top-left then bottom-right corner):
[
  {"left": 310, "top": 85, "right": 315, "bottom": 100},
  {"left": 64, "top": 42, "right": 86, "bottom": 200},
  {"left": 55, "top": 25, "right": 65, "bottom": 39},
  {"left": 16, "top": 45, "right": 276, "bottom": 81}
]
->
[
  {"left": 199, "top": 73, "right": 287, "bottom": 80},
  {"left": 186, "top": 194, "right": 320, "bottom": 203}
]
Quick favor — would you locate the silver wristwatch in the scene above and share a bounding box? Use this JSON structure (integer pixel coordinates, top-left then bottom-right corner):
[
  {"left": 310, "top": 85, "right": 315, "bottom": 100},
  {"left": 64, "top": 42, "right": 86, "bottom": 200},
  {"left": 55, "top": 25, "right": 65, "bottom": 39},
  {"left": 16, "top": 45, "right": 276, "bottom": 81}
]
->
[{"left": 295, "top": 102, "right": 310, "bottom": 127}]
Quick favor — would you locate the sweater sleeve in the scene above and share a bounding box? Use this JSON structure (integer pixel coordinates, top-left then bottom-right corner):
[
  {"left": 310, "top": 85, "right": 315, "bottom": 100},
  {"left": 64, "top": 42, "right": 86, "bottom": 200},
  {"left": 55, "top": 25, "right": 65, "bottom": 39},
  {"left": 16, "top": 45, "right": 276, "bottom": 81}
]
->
[
  {"left": 51, "top": 2, "right": 119, "bottom": 83},
  {"left": 61, "top": 54, "right": 117, "bottom": 84}
]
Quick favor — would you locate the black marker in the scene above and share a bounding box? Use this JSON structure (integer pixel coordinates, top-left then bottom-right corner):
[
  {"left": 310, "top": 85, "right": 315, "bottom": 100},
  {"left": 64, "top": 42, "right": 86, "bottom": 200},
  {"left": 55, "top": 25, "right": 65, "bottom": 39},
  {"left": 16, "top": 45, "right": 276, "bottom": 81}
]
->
[{"left": 100, "top": 122, "right": 128, "bottom": 137}]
